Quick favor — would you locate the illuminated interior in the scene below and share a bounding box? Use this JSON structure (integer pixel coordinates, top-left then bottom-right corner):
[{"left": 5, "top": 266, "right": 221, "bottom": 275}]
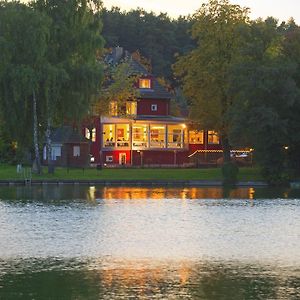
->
[
  {"left": 109, "top": 101, "right": 118, "bottom": 116},
  {"left": 103, "top": 124, "right": 116, "bottom": 147},
  {"left": 116, "top": 124, "right": 130, "bottom": 147},
  {"left": 189, "top": 130, "right": 204, "bottom": 144},
  {"left": 132, "top": 124, "right": 148, "bottom": 148},
  {"left": 150, "top": 124, "right": 166, "bottom": 148},
  {"left": 103, "top": 123, "right": 188, "bottom": 150},
  {"left": 126, "top": 101, "right": 137, "bottom": 116},
  {"left": 85, "top": 128, "right": 96, "bottom": 142},
  {"left": 208, "top": 130, "right": 220, "bottom": 144},
  {"left": 167, "top": 124, "right": 184, "bottom": 148},
  {"left": 139, "top": 78, "right": 151, "bottom": 89}
]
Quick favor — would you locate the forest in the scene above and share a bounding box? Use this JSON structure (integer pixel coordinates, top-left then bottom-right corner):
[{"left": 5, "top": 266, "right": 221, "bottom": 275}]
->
[{"left": 1, "top": 0, "right": 300, "bottom": 183}]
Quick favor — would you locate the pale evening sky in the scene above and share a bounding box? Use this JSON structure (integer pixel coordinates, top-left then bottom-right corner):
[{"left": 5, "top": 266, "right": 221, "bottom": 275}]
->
[{"left": 103, "top": 0, "right": 300, "bottom": 23}]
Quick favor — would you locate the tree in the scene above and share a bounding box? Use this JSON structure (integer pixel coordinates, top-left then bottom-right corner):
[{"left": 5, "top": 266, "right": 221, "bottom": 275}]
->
[
  {"left": 228, "top": 18, "right": 299, "bottom": 184},
  {"left": 0, "top": 1, "right": 51, "bottom": 173},
  {"left": 174, "top": 0, "right": 249, "bottom": 165},
  {"left": 32, "top": 0, "right": 104, "bottom": 173}
]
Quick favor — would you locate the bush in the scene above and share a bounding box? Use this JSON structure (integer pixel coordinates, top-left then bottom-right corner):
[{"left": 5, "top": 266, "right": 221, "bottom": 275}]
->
[{"left": 222, "top": 162, "right": 239, "bottom": 185}]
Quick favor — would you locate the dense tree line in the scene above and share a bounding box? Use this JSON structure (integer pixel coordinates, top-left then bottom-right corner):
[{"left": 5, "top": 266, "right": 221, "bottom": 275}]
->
[
  {"left": 175, "top": 0, "right": 300, "bottom": 184},
  {"left": 101, "top": 7, "right": 195, "bottom": 81}
]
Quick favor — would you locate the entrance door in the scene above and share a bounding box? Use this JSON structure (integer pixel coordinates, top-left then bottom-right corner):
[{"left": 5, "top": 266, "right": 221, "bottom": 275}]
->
[{"left": 119, "top": 153, "right": 126, "bottom": 165}]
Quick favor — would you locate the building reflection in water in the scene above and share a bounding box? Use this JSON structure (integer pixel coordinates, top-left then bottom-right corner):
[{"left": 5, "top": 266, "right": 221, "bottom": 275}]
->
[{"left": 87, "top": 186, "right": 257, "bottom": 201}]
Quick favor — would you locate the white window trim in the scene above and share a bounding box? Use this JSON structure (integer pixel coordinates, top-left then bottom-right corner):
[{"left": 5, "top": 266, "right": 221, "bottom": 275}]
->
[
  {"left": 73, "top": 145, "right": 80, "bottom": 157},
  {"left": 151, "top": 104, "right": 157, "bottom": 111},
  {"left": 106, "top": 155, "right": 113, "bottom": 162}
]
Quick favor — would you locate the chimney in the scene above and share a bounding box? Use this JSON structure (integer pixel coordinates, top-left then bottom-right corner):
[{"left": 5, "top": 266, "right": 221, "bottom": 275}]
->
[{"left": 112, "top": 46, "right": 123, "bottom": 63}]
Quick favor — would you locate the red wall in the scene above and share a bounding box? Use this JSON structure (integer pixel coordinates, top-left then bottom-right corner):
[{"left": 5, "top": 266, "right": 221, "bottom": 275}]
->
[
  {"left": 137, "top": 99, "right": 169, "bottom": 116},
  {"left": 102, "top": 150, "right": 131, "bottom": 165},
  {"left": 81, "top": 116, "right": 101, "bottom": 163},
  {"left": 132, "top": 150, "right": 188, "bottom": 165}
]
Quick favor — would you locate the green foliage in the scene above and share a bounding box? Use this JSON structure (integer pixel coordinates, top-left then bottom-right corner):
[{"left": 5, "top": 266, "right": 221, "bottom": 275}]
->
[
  {"left": 0, "top": 1, "right": 50, "bottom": 160},
  {"left": 32, "top": 0, "right": 104, "bottom": 125},
  {"left": 228, "top": 18, "right": 300, "bottom": 183},
  {"left": 95, "top": 61, "right": 139, "bottom": 116},
  {"left": 174, "top": 0, "right": 250, "bottom": 162},
  {"left": 101, "top": 8, "right": 195, "bottom": 81}
]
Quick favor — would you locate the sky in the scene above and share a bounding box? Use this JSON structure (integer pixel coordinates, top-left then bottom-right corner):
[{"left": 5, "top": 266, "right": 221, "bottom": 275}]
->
[{"left": 103, "top": 0, "right": 300, "bottom": 23}]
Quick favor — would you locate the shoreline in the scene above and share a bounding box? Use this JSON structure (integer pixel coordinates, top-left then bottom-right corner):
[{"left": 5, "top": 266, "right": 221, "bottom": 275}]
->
[{"left": 0, "top": 179, "right": 268, "bottom": 187}]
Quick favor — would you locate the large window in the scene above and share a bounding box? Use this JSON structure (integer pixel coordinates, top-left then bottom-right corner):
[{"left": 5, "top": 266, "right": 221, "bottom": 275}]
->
[
  {"left": 103, "top": 124, "right": 116, "bottom": 147},
  {"left": 126, "top": 101, "right": 137, "bottom": 116},
  {"left": 168, "top": 125, "right": 184, "bottom": 148},
  {"left": 208, "top": 130, "right": 220, "bottom": 144},
  {"left": 150, "top": 125, "right": 165, "bottom": 148},
  {"left": 116, "top": 124, "right": 130, "bottom": 147},
  {"left": 132, "top": 124, "right": 148, "bottom": 148},
  {"left": 103, "top": 124, "right": 130, "bottom": 148},
  {"left": 189, "top": 130, "right": 204, "bottom": 144}
]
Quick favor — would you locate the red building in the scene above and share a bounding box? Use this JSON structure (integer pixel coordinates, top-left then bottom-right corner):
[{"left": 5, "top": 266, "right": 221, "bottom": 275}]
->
[{"left": 83, "top": 48, "right": 223, "bottom": 167}]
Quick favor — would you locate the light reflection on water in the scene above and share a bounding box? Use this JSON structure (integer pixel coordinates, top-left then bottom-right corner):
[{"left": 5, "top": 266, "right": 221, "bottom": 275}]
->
[{"left": 0, "top": 185, "right": 300, "bottom": 299}]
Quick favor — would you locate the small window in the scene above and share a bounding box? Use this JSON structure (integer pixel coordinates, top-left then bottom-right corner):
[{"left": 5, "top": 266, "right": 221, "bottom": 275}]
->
[
  {"left": 189, "top": 130, "right": 204, "bottom": 144},
  {"left": 85, "top": 128, "right": 96, "bottom": 142},
  {"left": 73, "top": 146, "right": 80, "bottom": 157},
  {"left": 139, "top": 78, "right": 151, "bottom": 89},
  {"left": 151, "top": 104, "right": 157, "bottom": 111},
  {"left": 109, "top": 101, "right": 118, "bottom": 116},
  {"left": 208, "top": 131, "right": 220, "bottom": 144},
  {"left": 106, "top": 155, "right": 113, "bottom": 162}
]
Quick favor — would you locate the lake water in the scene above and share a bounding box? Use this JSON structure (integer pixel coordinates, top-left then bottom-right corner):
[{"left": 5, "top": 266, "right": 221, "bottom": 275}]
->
[{"left": 0, "top": 185, "right": 299, "bottom": 299}]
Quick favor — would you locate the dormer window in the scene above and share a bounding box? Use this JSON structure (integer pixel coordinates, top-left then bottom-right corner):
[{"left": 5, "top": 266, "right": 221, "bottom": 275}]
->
[{"left": 139, "top": 78, "right": 151, "bottom": 89}]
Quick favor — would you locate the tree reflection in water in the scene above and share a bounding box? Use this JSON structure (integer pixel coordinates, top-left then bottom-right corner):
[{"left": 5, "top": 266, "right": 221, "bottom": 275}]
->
[{"left": 0, "top": 258, "right": 299, "bottom": 299}]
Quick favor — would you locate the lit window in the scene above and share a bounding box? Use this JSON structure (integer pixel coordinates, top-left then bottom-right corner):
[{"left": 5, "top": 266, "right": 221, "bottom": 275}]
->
[
  {"left": 168, "top": 125, "right": 185, "bottom": 148},
  {"left": 208, "top": 130, "right": 220, "bottom": 144},
  {"left": 132, "top": 124, "right": 148, "bottom": 148},
  {"left": 151, "top": 104, "right": 157, "bottom": 111},
  {"left": 126, "top": 101, "right": 137, "bottom": 115},
  {"left": 116, "top": 124, "right": 130, "bottom": 148},
  {"left": 109, "top": 101, "right": 118, "bottom": 116},
  {"left": 189, "top": 130, "right": 204, "bottom": 144},
  {"left": 150, "top": 125, "right": 166, "bottom": 148},
  {"left": 73, "top": 146, "right": 80, "bottom": 157},
  {"left": 139, "top": 78, "right": 151, "bottom": 89},
  {"left": 103, "top": 124, "right": 115, "bottom": 148},
  {"left": 85, "top": 128, "right": 96, "bottom": 142}
]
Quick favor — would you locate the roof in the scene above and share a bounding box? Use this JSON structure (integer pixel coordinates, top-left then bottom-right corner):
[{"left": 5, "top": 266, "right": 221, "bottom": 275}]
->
[
  {"left": 134, "top": 115, "right": 186, "bottom": 123},
  {"left": 51, "top": 126, "right": 89, "bottom": 144},
  {"left": 105, "top": 47, "right": 172, "bottom": 100}
]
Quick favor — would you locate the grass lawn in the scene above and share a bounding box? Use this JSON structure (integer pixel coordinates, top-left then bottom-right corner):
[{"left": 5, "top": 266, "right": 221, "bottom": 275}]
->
[{"left": 0, "top": 164, "right": 263, "bottom": 181}]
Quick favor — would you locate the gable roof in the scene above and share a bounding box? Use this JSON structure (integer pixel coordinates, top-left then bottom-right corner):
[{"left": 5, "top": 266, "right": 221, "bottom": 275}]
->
[
  {"left": 105, "top": 47, "right": 172, "bottom": 100},
  {"left": 51, "top": 126, "right": 88, "bottom": 144}
]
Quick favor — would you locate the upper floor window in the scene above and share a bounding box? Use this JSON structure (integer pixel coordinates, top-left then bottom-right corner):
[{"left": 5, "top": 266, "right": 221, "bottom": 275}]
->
[
  {"left": 139, "top": 78, "right": 151, "bottom": 89},
  {"left": 126, "top": 101, "right": 137, "bottom": 116},
  {"left": 109, "top": 101, "right": 118, "bottom": 116},
  {"left": 208, "top": 130, "right": 220, "bottom": 144},
  {"left": 151, "top": 104, "right": 157, "bottom": 112},
  {"left": 85, "top": 128, "right": 96, "bottom": 142}
]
